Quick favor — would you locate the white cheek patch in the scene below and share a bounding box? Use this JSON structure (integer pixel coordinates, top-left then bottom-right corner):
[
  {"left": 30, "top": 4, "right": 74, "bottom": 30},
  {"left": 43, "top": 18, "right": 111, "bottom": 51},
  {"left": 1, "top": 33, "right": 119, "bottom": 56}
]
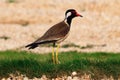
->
[{"left": 66, "top": 12, "right": 72, "bottom": 18}]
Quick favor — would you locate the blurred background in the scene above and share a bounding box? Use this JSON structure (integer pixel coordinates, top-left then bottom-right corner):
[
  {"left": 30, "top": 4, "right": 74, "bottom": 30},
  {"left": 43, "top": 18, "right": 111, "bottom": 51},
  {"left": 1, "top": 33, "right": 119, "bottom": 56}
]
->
[{"left": 0, "top": 0, "right": 120, "bottom": 53}]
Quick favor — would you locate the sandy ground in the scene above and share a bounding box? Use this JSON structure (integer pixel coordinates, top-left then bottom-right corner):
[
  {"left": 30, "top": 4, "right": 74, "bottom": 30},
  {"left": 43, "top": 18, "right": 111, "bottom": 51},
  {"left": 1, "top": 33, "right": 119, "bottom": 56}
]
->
[{"left": 0, "top": 0, "right": 120, "bottom": 53}]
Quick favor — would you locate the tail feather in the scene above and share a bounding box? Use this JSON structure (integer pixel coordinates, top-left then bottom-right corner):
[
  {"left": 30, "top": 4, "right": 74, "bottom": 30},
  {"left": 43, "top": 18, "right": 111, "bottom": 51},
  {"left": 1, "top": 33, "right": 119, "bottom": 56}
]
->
[
  {"left": 25, "top": 40, "right": 57, "bottom": 49},
  {"left": 25, "top": 43, "right": 38, "bottom": 49}
]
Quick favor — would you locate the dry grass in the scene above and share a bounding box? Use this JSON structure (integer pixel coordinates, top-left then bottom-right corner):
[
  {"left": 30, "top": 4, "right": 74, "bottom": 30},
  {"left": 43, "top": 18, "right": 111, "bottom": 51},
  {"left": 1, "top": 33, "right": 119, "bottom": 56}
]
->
[{"left": 0, "top": 0, "right": 120, "bottom": 53}]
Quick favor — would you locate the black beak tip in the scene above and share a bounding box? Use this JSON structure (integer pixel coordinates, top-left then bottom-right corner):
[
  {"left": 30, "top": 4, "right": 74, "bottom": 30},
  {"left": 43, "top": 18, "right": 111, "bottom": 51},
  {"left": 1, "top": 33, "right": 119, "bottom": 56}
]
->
[{"left": 80, "top": 15, "right": 83, "bottom": 17}]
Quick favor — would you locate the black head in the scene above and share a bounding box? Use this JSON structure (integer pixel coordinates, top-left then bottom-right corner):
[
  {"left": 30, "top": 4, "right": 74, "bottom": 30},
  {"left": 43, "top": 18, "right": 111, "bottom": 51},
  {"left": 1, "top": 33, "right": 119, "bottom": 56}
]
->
[
  {"left": 65, "top": 9, "right": 83, "bottom": 26},
  {"left": 65, "top": 9, "right": 83, "bottom": 19}
]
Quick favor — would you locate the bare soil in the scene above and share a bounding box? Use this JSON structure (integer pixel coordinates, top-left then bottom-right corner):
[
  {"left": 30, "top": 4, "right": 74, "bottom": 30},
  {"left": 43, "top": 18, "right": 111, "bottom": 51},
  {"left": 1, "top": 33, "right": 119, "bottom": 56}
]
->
[{"left": 0, "top": 0, "right": 120, "bottom": 53}]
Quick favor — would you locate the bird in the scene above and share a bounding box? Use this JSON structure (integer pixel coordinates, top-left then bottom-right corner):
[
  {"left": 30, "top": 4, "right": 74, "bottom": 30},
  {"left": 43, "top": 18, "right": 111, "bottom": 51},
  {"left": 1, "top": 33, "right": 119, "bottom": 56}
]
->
[{"left": 25, "top": 9, "right": 83, "bottom": 64}]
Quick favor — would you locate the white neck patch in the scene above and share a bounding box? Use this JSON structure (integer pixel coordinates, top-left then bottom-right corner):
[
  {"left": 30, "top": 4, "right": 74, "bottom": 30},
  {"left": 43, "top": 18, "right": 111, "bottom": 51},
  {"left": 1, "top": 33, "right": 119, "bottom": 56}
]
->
[{"left": 65, "top": 12, "right": 72, "bottom": 19}]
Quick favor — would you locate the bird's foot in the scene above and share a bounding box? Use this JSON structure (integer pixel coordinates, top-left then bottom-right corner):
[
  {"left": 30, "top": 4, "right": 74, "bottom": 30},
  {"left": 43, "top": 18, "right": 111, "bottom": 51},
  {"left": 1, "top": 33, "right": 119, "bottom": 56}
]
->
[
  {"left": 52, "top": 59, "right": 55, "bottom": 64},
  {"left": 55, "top": 60, "right": 61, "bottom": 64}
]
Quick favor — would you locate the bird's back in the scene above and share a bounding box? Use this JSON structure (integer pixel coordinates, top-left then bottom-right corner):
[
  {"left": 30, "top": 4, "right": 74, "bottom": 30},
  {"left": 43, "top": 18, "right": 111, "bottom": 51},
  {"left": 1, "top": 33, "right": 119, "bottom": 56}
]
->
[{"left": 34, "top": 21, "right": 70, "bottom": 44}]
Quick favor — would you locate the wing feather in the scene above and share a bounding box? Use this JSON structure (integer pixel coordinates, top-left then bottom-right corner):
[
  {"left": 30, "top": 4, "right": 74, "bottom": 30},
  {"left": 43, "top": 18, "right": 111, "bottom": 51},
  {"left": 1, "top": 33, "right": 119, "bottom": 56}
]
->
[
  {"left": 25, "top": 21, "right": 70, "bottom": 49},
  {"left": 34, "top": 21, "right": 70, "bottom": 44}
]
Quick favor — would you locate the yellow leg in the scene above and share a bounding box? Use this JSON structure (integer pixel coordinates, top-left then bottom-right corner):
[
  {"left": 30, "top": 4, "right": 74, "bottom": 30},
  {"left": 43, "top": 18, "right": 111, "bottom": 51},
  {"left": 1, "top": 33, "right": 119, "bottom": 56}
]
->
[
  {"left": 52, "top": 47, "right": 55, "bottom": 64},
  {"left": 56, "top": 44, "right": 60, "bottom": 64}
]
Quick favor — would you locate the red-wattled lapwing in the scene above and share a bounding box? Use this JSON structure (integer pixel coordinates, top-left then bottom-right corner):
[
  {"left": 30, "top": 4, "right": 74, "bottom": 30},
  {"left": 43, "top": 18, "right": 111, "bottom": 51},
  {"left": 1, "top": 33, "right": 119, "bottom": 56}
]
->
[{"left": 25, "top": 9, "right": 83, "bottom": 64}]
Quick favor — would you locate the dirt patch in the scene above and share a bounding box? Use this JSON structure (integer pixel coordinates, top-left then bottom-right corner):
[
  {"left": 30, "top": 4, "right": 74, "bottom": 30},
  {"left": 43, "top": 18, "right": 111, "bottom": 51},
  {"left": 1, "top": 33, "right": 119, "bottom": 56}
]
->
[
  {"left": 1, "top": 72, "right": 116, "bottom": 80},
  {"left": 0, "top": 0, "right": 120, "bottom": 53}
]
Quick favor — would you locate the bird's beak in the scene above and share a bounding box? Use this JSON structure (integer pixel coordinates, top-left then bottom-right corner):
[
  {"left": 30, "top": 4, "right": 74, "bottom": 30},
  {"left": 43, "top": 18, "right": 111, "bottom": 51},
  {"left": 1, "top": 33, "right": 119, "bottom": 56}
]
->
[{"left": 76, "top": 13, "right": 83, "bottom": 17}]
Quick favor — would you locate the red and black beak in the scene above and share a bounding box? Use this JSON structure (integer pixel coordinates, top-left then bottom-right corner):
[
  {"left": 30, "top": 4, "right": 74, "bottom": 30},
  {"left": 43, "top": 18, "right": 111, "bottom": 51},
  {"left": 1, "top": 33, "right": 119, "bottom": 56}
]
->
[{"left": 76, "top": 12, "right": 83, "bottom": 17}]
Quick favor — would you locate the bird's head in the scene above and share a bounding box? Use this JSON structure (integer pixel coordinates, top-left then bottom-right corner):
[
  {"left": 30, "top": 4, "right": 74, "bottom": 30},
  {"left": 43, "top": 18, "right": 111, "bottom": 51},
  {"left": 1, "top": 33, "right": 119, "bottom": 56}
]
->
[{"left": 65, "top": 9, "right": 83, "bottom": 19}]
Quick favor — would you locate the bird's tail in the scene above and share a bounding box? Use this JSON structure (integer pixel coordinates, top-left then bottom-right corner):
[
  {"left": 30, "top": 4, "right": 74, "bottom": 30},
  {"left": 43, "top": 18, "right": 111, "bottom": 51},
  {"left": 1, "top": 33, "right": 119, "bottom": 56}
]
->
[
  {"left": 25, "top": 40, "right": 57, "bottom": 49},
  {"left": 25, "top": 43, "right": 38, "bottom": 49}
]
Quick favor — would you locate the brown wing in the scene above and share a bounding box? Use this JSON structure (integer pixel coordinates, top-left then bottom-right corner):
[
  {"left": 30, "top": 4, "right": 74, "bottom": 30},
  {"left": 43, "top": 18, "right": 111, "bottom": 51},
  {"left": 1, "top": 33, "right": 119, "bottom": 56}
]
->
[
  {"left": 25, "top": 21, "right": 70, "bottom": 49},
  {"left": 34, "top": 21, "right": 70, "bottom": 43}
]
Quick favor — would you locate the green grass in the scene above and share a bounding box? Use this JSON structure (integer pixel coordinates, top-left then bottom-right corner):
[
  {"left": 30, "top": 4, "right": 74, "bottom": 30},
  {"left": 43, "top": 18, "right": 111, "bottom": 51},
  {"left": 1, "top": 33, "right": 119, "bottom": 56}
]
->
[{"left": 0, "top": 50, "right": 120, "bottom": 79}]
